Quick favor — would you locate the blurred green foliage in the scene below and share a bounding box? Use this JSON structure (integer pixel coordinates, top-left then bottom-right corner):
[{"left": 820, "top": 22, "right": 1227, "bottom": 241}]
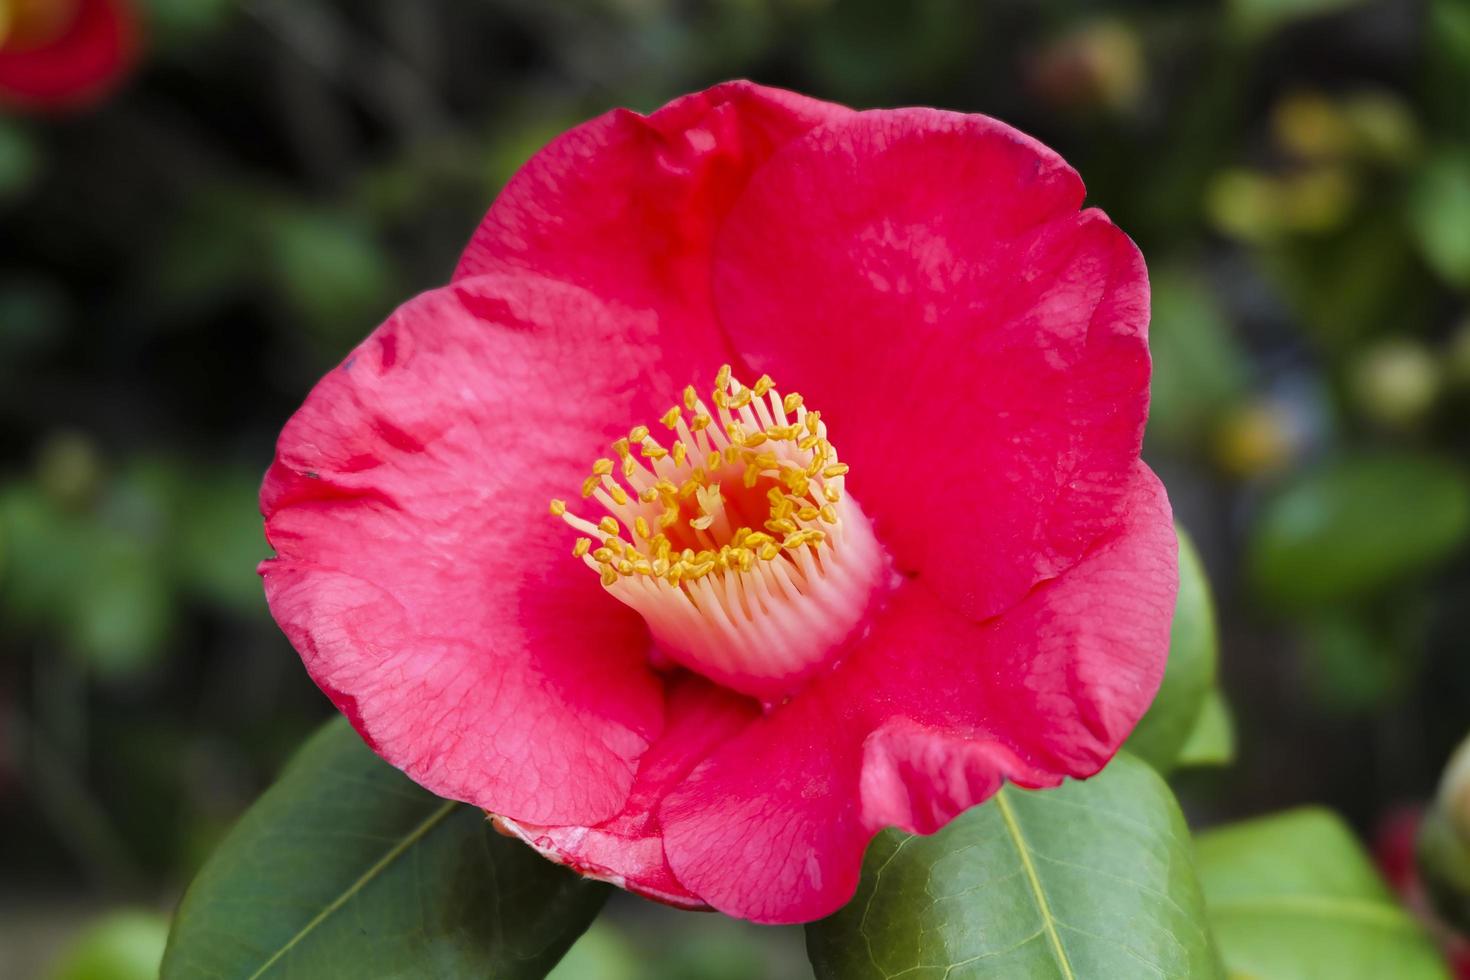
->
[
  {"left": 3, "top": 0, "right": 1469, "bottom": 975},
  {"left": 1197, "top": 808, "right": 1448, "bottom": 978}
]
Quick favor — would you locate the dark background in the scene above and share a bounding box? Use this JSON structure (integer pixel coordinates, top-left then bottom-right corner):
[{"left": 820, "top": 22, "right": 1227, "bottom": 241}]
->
[{"left": 2, "top": 0, "right": 1468, "bottom": 976}]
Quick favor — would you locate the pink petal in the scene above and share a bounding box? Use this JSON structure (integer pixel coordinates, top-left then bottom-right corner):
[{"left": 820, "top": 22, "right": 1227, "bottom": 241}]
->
[
  {"left": 261, "top": 274, "right": 676, "bottom": 826},
  {"left": 714, "top": 107, "right": 1151, "bottom": 622},
  {"left": 659, "top": 464, "right": 1176, "bottom": 922},
  {"left": 453, "top": 80, "right": 851, "bottom": 393},
  {"left": 494, "top": 675, "right": 758, "bottom": 909}
]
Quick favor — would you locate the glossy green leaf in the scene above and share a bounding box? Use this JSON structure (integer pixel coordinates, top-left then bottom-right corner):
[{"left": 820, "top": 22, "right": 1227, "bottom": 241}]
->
[
  {"left": 1128, "top": 527, "right": 1222, "bottom": 773},
  {"left": 1407, "top": 149, "right": 1470, "bottom": 289},
  {"left": 162, "top": 717, "right": 608, "bottom": 980},
  {"left": 49, "top": 910, "right": 169, "bottom": 980},
  {"left": 1248, "top": 453, "right": 1470, "bottom": 608},
  {"left": 1175, "top": 691, "right": 1236, "bottom": 768},
  {"left": 1197, "top": 809, "right": 1448, "bottom": 979},
  {"left": 806, "top": 754, "right": 1220, "bottom": 979},
  {"left": 1230, "top": 0, "right": 1371, "bottom": 38},
  {"left": 1418, "top": 734, "right": 1470, "bottom": 935}
]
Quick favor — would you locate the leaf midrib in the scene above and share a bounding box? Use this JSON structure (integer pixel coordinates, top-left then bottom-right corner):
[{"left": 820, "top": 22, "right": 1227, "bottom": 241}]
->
[
  {"left": 245, "top": 800, "right": 460, "bottom": 980},
  {"left": 995, "top": 789, "right": 1077, "bottom": 980},
  {"left": 1207, "top": 894, "right": 1424, "bottom": 932}
]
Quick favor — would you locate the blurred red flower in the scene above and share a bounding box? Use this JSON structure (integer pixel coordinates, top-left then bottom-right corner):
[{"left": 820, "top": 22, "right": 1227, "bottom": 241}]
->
[
  {"left": 1376, "top": 806, "right": 1470, "bottom": 978},
  {"left": 0, "top": 0, "right": 138, "bottom": 112},
  {"left": 260, "top": 82, "right": 1177, "bottom": 923}
]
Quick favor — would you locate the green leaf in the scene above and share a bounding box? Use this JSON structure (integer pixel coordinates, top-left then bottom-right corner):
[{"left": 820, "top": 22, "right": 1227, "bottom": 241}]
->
[
  {"left": 162, "top": 717, "right": 608, "bottom": 980},
  {"left": 1175, "top": 690, "right": 1236, "bottom": 768},
  {"left": 1229, "top": 0, "right": 1371, "bottom": 38},
  {"left": 49, "top": 910, "right": 169, "bottom": 980},
  {"left": 806, "top": 754, "right": 1220, "bottom": 979},
  {"left": 0, "top": 119, "right": 40, "bottom": 201},
  {"left": 1248, "top": 453, "right": 1470, "bottom": 608},
  {"left": 1407, "top": 149, "right": 1470, "bottom": 289},
  {"left": 1418, "top": 734, "right": 1470, "bottom": 934},
  {"left": 1196, "top": 809, "right": 1449, "bottom": 979},
  {"left": 1128, "top": 527, "right": 1222, "bottom": 773}
]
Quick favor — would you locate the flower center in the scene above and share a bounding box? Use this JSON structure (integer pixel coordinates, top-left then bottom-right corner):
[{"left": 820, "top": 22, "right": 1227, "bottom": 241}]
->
[{"left": 550, "top": 365, "right": 889, "bottom": 701}]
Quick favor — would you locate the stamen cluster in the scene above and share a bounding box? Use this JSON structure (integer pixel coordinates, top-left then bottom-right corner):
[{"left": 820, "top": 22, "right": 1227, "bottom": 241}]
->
[{"left": 550, "top": 365, "right": 885, "bottom": 698}]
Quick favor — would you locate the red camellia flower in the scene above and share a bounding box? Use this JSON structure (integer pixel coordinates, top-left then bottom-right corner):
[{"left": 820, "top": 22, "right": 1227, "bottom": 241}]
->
[
  {"left": 0, "top": 0, "right": 137, "bottom": 112},
  {"left": 260, "top": 81, "right": 1178, "bottom": 923}
]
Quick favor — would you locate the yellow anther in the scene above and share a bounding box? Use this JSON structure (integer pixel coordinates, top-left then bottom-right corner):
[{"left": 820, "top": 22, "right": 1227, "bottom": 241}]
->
[
  {"left": 743, "top": 431, "right": 768, "bottom": 448},
  {"left": 744, "top": 532, "right": 774, "bottom": 547},
  {"left": 618, "top": 560, "right": 635, "bottom": 575},
  {"left": 572, "top": 538, "right": 591, "bottom": 558},
  {"left": 823, "top": 485, "right": 841, "bottom": 503},
  {"left": 634, "top": 515, "right": 651, "bottom": 540},
  {"left": 712, "top": 388, "right": 730, "bottom": 409},
  {"left": 820, "top": 504, "right": 838, "bottom": 524},
  {"left": 672, "top": 441, "right": 687, "bottom": 467},
  {"left": 592, "top": 458, "right": 614, "bottom": 476},
  {"left": 706, "top": 450, "right": 722, "bottom": 471},
  {"left": 678, "top": 478, "right": 700, "bottom": 499},
  {"left": 639, "top": 486, "right": 659, "bottom": 503},
  {"left": 783, "top": 392, "right": 804, "bottom": 413},
  {"left": 598, "top": 516, "right": 620, "bottom": 535},
  {"left": 806, "top": 412, "right": 821, "bottom": 435},
  {"left": 724, "top": 446, "right": 741, "bottom": 464},
  {"left": 725, "top": 421, "right": 746, "bottom": 444},
  {"left": 765, "top": 518, "right": 797, "bottom": 535},
  {"left": 641, "top": 437, "right": 668, "bottom": 460},
  {"left": 549, "top": 498, "right": 568, "bottom": 516},
  {"left": 652, "top": 558, "right": 670, "bottom": 577},
  {"left": 612, "top": 437, "right": 631, "bottom": 459},
  {"left": 760, "top": 543, "right": 782, "bottom": 561},
  {"left": 655, "top": 479, "right": 679, "bottom": 497},
  {"left": 798, "top": 506, "right": 820, "bottom": 521},
  {"left": 822, "top": 463, "right": 850, "bottom": 478},
  {"left": 691, "top": 514, "right": 715, "bottom": 531},
  {"left": 593, "top": 547, "right": 615, "bottom": 563},
  {"left": 743, "top": 463, "right": 761, "bottom": 488},
  {"left": 622, "top": 456, "right": 637, "bottom": 478},
  {"left": 798, "top": 434, "right": 820, "bottom": 451},
  {"left": 661, "top": 406, "right": 682, "bottom": 428},
  {"left": 783, "top": 469, "right": 810, "bottom": 497},
  {"left": 683, "top": 385, "right": 699, "bottom": 411},
  {"left": 581, "top": 475, "right": 601, "bottom": 498},
  {"left": 633, "top": 560, "right": 653, "bottom": 576},
  {"left": 715, "top": 364, "right": 732, "bottom": 391},
  {"left": 600, "top": 565, "right": 618, "bottom": 587},
  {"left": 752, "top": 374, "right": 774, "bottom": 397},
  {"left": 629, "top": 424, "right": 650, "bottom": 443},
  {"left": 767, "top": 486, "right": 786, "bottom": 507},
  {"left": 609, "top": 485, "right": 629, "bottom": 506},
  {"left": 690, "top": 413, "right": 712, "bottom": 431},
  {"left": 731, "top": 387, "right": 754, "bottom": 409}
]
